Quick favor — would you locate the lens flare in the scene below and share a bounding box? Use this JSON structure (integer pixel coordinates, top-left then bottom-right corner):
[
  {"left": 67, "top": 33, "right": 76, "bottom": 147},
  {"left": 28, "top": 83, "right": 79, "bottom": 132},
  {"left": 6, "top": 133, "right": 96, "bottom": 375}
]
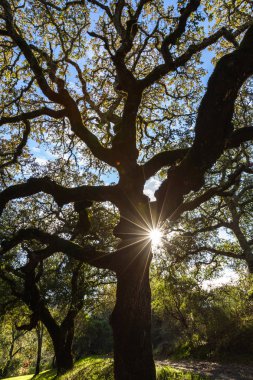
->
[{"left": 149, "top": 228, "right": 162, "bottom": 247}]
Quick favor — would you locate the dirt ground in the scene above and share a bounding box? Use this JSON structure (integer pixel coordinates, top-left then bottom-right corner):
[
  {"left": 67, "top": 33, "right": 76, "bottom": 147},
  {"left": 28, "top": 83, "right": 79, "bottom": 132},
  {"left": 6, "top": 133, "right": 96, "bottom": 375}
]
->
[{"left": 157, "top": 360, "right": 253, "bottom": 380}]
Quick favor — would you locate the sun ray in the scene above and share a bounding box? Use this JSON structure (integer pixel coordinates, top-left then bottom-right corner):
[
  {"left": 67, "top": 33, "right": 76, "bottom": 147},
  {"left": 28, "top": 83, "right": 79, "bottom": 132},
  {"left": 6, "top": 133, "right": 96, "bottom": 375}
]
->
[
  {"left": 118, "top": 238, "right": 152, "bottom": 276},
  {"left": 138, "top": 242, "right": 153, "bottom": 289},
  {"left": 116, "top": 236, "right": 149, "bottom": 252},
  {"left": 119, "top": 214, "right": 151, "bottom": 234}
]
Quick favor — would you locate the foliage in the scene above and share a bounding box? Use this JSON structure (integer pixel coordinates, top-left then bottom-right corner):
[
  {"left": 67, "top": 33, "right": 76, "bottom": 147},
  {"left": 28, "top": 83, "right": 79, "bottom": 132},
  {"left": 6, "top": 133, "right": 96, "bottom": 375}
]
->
[
  {"left": 73, "top": 315, "right": 113, "bottom": 358},
  {"left": 2, "top": 269, "right": 253, "bottom": 377},
  {"left": 0, "top": 307, "right": 54, "bottom": 378},
  {"left": 152, "top": 267, "right": 253, "bottom": 361}
]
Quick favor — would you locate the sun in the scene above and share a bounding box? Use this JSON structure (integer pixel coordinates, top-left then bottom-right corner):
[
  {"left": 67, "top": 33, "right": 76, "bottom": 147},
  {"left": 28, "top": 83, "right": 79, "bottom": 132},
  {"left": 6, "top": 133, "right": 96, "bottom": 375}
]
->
[{"left": 149, "top": 228, "right": 162, "bottom": 247}]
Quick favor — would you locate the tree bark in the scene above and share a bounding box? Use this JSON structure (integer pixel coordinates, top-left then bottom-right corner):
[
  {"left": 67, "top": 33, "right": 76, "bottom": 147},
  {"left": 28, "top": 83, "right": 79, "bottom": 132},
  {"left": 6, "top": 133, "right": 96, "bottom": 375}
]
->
[
  {"left": 110, "top": 242, "right": 156, "bottom": 380},
  {"left": 30, "top": 312, "right": 74, "bottom": 374},
  {"left": 53, "top": 338, "right": 74, "bottom": 375},
  {"left": 34, "top": 323, "right": 43, "bottom": 376},
  {"left": 48, "top": 323, "right": 74, "bottom": 374}
]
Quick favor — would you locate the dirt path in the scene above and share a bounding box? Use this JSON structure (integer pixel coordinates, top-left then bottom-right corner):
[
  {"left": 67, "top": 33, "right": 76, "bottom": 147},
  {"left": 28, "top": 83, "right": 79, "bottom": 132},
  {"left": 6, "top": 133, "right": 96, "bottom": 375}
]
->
[{"left": 157, "top": 360, "right": 253, "bottom": 379}]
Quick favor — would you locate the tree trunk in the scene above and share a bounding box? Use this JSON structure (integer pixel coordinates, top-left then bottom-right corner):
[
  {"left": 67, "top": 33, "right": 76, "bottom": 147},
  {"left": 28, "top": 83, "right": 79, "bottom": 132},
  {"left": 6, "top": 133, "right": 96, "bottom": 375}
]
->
[
  {"left": 53, "top": 337, "right": 74, "bottom": 375},
  {"left": 21, "top": 268, "right": 76, "bottom": 375},
  {"left": 31, "top": 311, "right": 74, "bottom": 374},
  {"left": 36, "top": 312, "right": 74, "bottom": 374},
  {"left": 1, "top": 327, "right": 22, "bottom": 378},
  {"left": 36, "top": 318, "right": 74, "bottom": 374},
  {"left": 1, "top": 332, "right": 15, "bottom": 378},
  {"left": 34, "top": 323, "right": 43, "bottom": 376},
  {"left": 110, "top": 243, "right": 156, "bottom": 380}
]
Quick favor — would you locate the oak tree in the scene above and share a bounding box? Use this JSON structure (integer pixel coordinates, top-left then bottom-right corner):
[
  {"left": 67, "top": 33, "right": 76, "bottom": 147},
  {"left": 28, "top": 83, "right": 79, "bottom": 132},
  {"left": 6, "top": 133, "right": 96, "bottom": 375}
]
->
[{"left": 0, "top": 1, "right": 253, "bottom": 379}]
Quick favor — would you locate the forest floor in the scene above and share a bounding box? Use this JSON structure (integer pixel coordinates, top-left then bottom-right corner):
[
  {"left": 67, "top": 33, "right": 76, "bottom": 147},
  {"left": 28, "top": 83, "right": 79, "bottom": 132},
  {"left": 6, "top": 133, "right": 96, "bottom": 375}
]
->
[
  {"left": 158, "top": 360, "right": 253, "bottom": 379},
  {"left": 4, "top": 357, "right": 253, "bottom": 379}
]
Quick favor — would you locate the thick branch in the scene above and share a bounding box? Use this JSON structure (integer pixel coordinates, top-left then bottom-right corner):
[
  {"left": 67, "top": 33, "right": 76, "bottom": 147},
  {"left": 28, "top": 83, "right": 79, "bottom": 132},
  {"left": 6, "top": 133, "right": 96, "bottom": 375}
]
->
[
  {"left": 143, "top": 148, "right": 188, "bottom": 179},
  {"left": 227, "top": 126, "right": 253, "bottom": 148},
  {"left": 143, "top": 126, "right": 253, "bottom": 179},
  {"left": 0, "top": 177, "right": 120, "bottom": 216},
  {"left": 0, "top": 108, "right": 66, "bottom": 126},
  {"left": 111, "top": 91, "right": 142, "bottom": 164},
  {"left": 155, "top": 26, "right": 253, "bottom": 220},
  {"left": 0, "top": 228, "right": 117, "bottom": 270}
]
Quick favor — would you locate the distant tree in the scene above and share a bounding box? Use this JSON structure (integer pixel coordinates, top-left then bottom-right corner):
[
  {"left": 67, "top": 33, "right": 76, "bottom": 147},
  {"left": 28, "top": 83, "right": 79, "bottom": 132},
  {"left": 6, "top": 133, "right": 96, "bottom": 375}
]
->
[
  {"left": 0, "top": 254, "right": 106, "bottom": 374},
  {"left": 73, "top": 284, "right": 115, "bottom": 358},
  {"left": 0, "top": 1, "right": 253, "bottom": 379},
  {"left": 152, "top": 265, "right": 253, "bottom": 359},
  {"left": 0, "top": 305, "right": 29, "bottom": 378}
]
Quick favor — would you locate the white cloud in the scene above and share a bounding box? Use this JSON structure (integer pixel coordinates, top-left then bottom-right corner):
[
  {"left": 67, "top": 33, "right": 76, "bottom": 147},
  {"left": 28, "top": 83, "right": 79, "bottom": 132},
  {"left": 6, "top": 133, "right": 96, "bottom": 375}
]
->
[
  {"left": 35, "top": 157, "right": 48, "bottom": 165},
  {"left": 202, "top": 268, "right": 239, "bottom": 290},
  {"left": 144, "top": 177, "right": 161, "bottom": 201}
]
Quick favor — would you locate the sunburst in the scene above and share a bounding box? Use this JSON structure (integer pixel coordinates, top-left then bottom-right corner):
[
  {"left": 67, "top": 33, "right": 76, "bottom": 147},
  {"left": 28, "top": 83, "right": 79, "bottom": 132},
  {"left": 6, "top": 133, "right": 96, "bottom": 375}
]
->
[{"left": 148, "top": 228, "right": 163, "bottom": 247}]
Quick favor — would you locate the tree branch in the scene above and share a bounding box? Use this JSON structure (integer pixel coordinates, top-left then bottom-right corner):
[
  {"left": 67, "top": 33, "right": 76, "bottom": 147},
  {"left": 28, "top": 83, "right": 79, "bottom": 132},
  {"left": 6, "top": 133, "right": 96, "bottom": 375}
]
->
[
  {"left": 170, "top": 165, "right": 253, "bottom": 221},
  {"left": 38, "top": 0, "right": 85, "bottom": 12},
  {"left": 141, "top": 21, "right": 252, "bottom": 89},
  {"left": 160, "top": 0, "right": 200, "bottom": 64},
  {"left": 1, "top": 0, "right": 115, "bottom": 167},
  {"left": 0, "top": 121, "right": 31, "bottom": 170},
  {"left": 188, "top": 246, "right": 244, "bottom": 260},
  {"left": 0, "top": 177, "right": 120, "bottom": 216},
  {"left": 143, "top": 126, "right": 253, "bottom": 179},
  {"left": 0, "top": 108, "right": 67, "bottom": 126},
  {"left": 0, "top": 228, "right": 117, "bottom": 271},
  {"left": 155, "top": 26, "right": 253, "bottom": 220},
  {"left": 1, "top": 0, "right": 64, "bottom": 104}
]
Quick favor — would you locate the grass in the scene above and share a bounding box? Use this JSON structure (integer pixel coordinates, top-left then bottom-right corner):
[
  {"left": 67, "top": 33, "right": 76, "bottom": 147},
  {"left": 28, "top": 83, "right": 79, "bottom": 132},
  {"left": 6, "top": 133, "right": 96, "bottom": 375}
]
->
[
  {"left": 33, "top": 356, "right": 113, "bottom": 380},
  {"left": 156, "top": 366, "right": 209, "bottom": 380},
  {"left": 3, "top": 376, "right": 33, "bottom": 380},
  {"left": 3, "top": 357, "right": 209, "bottom": 380}
]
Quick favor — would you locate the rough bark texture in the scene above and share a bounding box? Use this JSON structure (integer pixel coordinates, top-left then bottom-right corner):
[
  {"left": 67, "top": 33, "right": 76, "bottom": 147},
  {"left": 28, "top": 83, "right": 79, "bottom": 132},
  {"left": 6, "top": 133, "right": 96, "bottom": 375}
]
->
[{"left": 110, "top": 241, "right": 156, "bottom": 380}]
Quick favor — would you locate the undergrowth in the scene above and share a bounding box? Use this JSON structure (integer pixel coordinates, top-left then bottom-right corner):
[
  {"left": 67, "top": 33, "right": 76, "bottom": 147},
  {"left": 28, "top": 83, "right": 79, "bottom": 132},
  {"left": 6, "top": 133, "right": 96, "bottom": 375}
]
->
[{"left": 4, "top": 356, "right": 209, "bottom": 380}]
